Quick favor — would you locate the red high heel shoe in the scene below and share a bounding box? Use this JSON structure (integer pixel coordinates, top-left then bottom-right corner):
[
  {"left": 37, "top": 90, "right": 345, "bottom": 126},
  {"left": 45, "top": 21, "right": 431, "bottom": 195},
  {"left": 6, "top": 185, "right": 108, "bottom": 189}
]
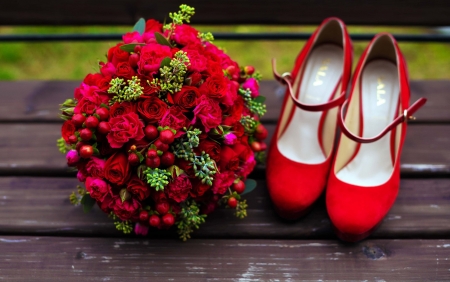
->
[
  {"left": 267, "top": 18, "right": 352, "bottom": 220},
  {"left": 326, "top": 33, "right": 427, "bottom": 241}
]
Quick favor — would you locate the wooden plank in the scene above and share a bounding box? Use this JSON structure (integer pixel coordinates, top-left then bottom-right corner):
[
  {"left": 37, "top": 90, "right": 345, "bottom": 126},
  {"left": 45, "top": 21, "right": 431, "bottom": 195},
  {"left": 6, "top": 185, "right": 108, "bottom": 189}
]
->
[
  {"left": 0, "top": 177, "right": 449, "bottom": 239},
  {"left": 0, "top": 123, "right": 449, "bottom": 176},
  {"left": 1, "top": 0, "right": 450, "bottom": 26},
  {"left": 0, "top": 80, "right": 448, "bottom": 123},
  {"left": 0, "top": 236, "right": 450, "bottom": 280}
]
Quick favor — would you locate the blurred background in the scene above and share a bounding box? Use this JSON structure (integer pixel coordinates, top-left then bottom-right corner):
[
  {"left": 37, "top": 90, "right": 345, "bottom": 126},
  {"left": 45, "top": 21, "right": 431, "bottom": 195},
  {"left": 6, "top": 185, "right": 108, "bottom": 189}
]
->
[{"left": 0, "top": 25, "right": 449, "bottom": 80}]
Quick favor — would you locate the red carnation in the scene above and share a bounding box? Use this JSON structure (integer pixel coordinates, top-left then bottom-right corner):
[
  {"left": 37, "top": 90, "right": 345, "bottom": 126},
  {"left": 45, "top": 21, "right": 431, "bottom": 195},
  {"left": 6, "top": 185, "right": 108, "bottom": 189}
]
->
[
  {"left": 86, "top": 157, "right": 106, "bottom": 178},
  {"left": 61, "top": 120, "right": 76, "bottom": 142},
  {"left": 212, "top": 171, "right": 236, "bottom": 195},
  {"left": 127, "top": 176, "right": 151, "bottom": 201},
  {"left": 183, "top": 45, "right": 208, "bottom": 72},
  {"left": 107, "top": 112, "right": 145, "bottom": 148},
  {"left": 112, "top": 197, "right": 141, "bottom": 220},
  {"left": 108, "top": 43, "right": 130, "bottom": 66},
  {"left": 166, "top": 174, "right": 192, "bottom": 203},
  {"left": 138, "top": 43, "right": 172, "bottom": 77},
  {"left": 104, "top": 152, "right": 131, "bottom": 186},
  {"left": 219, "top": 146, "right": 240, "bottom": 172},
  {"left": 171, "top": 24, "right": 201, "bottom": 46},
  {"left": 190, "top": 178, "right": 211, "bottom": 198},
  {"left": 145, "top": 19, "right": 163, "bottom": 32},
  {"left": 159, "top": 106, "right": 190, "bottom": 137},
  {"left": 137, "top": 96, "right": 168, "bottom": 123},
  {"left": 85, "top": 177, "right": 110, "bottom": 202},
  {"left": 197, "top": 140, "right": 221, "bottom": 163},
  {"left": 192, "top": 95, "right": 222, "bottom": 132},
  {"left": 173, "top": 86, "right": 199, "bottom": 111}
]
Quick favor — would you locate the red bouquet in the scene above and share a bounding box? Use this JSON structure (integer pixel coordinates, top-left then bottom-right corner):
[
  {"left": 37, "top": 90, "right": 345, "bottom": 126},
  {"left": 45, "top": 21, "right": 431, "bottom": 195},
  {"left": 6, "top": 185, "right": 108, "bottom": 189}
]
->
[{"left": 57, "top": 5, "right": 268, "bottom": 240}]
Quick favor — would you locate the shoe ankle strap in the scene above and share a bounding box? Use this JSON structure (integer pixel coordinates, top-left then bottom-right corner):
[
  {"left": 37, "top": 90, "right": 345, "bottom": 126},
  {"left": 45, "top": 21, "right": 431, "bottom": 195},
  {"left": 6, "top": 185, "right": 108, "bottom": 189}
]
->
[
  {"left": 339, "top": 97, "right": 427, "bottom": 143},
  {"left": 272, "top": 59, "right": 347, "bottom": 112}
]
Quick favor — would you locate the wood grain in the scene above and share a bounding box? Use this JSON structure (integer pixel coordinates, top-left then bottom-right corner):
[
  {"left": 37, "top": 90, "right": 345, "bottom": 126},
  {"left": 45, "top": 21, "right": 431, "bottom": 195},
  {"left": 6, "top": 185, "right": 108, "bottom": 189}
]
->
[
  {"left": 0, "top": 80, "right": 448, "bottom": 123},
  {"left": 0, "top": 123, "right": 448, "bottom": 176},
  {"left": 0, "top": 236, "right": 450, "bottom": 281},
  {"left": 0, "top": 177, "right": 449, "bottom": 239},
  {"left": 1, "top": 0, "right": 450, "bottom": 26}
]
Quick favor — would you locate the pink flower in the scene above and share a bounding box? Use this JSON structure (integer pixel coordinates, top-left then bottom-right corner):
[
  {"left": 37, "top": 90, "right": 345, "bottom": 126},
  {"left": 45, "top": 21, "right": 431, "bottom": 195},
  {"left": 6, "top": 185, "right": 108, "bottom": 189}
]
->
[
  {"left": 77, "top": 170, "right": 86, "bottom": 182},
  {"left": 212, "top": 171, "right": 236, "bottom": 194},
  {"left": 138, "top": 43, "right": 172, "bottom": 76},
  {"left": 183, "top": 45, "right": 208, "bottom": 72},
  {"left": 100, "top": 62, "right": 116, "bottom": 77},
  {"left": 238, "top": 153, "right": 257, "bottom": 179},
  {"left": 85, "top": 177, "right": 110, "bottom": 202},
  {"left": 74, "top": 85, "right": 109, "bottom": 115},
  {"left": 134, "top": 223, "right": 149, "bottom": 236},
  {"left": 221, "top": 79, "right": 238, "bottom": 106},
  {"left": 166, "top": 175, "right": 192, "bottom": 203},
  {"left": 172, "top": 24, "right": 201, "bottom": 46},
  {"left": 86, "top": 157, "right": 106, "bottom": 178},
  {"left": 242, "top": 78, "right": 259, "bottom": 98},
  {"left": 122, "top": 31, "right": 143, "bottom": 44},
  {"left": 192, "top": 95, "right": 222, "bottom": 132},
  {"left": 113, "top": 197, "right": 141, "bottom": 220},
  {"left": 107, "top": 112, "right": 145, "bottom": 148},
  {"left": 224, "top": 132, "right": 237, "bottom": 145},
  {"left": 66, "top": 150, "right": 80, "bottom": 167},
  {"left": 159, "top": 106, "right": 190, "bottom": 138}
]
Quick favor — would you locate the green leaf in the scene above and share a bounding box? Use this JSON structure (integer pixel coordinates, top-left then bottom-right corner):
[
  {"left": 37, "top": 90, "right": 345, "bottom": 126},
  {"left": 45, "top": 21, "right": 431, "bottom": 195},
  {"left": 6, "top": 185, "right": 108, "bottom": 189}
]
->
[
  {"left": 136, "top": 151, "right": 144, "bottom": 163},
  {"left": 241, "top": 179, "right": 257, "bottom": 195},
  {"left": 154, "top": 32, "right": 173, "bottom": 47},
  {"left": 80, "top": 194, "right": 96, "bottom": 213},
  {"left": 132, "top": 18, "right": 146, "bottom": 35},
  {"left": 119, "top": 43, "right": 145, "bottom": 53},
  {"left": 160, "top": 57, "right": 171, "bottom": 68},
  {"left": 253, "top": 95, "right": 266, "bottom": 104}
]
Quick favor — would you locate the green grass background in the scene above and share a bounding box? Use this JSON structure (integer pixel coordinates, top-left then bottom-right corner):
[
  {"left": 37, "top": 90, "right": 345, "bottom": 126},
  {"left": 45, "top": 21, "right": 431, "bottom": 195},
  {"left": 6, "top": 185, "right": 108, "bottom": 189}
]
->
[{"left": 0, "top": 25, "right": 448, "bottom": 80}]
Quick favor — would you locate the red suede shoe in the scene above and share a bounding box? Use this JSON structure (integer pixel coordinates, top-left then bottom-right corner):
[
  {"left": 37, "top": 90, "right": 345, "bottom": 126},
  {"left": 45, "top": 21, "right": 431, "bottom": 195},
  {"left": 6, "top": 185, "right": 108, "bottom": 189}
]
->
[
  {"left": 267, "top": 18, "right": 352, "bottom": 220},
  {"left": 326, "top": 33, "right": 427, "bottom": 241}
]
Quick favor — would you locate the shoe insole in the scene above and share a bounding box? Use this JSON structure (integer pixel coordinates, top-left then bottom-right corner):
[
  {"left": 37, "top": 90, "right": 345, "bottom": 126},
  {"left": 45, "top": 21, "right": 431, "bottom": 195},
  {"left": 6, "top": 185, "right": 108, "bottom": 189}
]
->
[
  {"left": 336, "top": 60, "right": 399, "bottom": 186},
  {"left": 278, "top": 44, "right": 343, "bottom": 164}
]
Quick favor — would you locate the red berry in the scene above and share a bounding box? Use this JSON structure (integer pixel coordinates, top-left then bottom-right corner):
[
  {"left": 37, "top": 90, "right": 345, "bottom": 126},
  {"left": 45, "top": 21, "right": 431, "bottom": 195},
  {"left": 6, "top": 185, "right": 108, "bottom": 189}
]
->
[
  {"left": 226, "top": 65, "right": 236, "bottom": 76},
  {"left": 128, "top": 153, "right": 140, "bottom": 166},
  {"left": 250, "top": 141, "right": 262, "bottom": 152},
  {"left": 72, "top": 114, "right": 86, "bottom": 127},
  {"left": 145, "top": 156, "right": 160, "bottom": 168},
  {"left": 244, "top": 66, "right": 255, "bottom": 75},
  {"left": 96, "top": 107, "right": 109, "bottom": 121},
  {"left": 149, "top": 215, "right": 160, "bottom": 227},
  {"left": 76, "top": 141, "right": 88, "bottom": 151},
  {"left": 79, "top": 145, "right": 94, "bottom": 159},
  {"left": 80, "top": 128, "right": 93, "bottom": 141},
  {"left": 147, "top": 149, "right": 158, "bottom": 158},
  {"left": 129, "top": 53, "right": 139, "bottom": 68},
  {"left": 68, "top": 135, "right": 78, "bottom": 144},
  {"left": 156, "top": 201, "right": 170, "bottom": 215},
  {"left": 232, "top": 73, "right": 239, "bottom": 81},
  {"left": 97, "top": 121, "right": 111, "bottom": 135},
  {"left": 144, "top": 125, "right": 159, "bottom": 140},
  {"left": 85, "top": 116, "right": 99, "bottom": 129},
  {"left": 134, "top": 45, "right": 142, "bottom": 53},
  {"left": 162, "top": 213, "right": 175, "bottom": 227},
  {"left": 160, "top": 151, "right": 175, "bottom": 167},
  {"left": 231, "top": 80, "right": 240, "bottom": 90},
  {"left": 254, "top": 124, "right": 268, "bottom": 140},
  {"left": 139, "top": 210, "right": 149, "bottom": 222},
  {"left": 154, "top": 139, "right": 169, "bottom": 151},
  {"left": 159, "top": 129, "right": 175, "bottom": 144},
  {"left": 232, "top": 180, "right": 246, "bottom": 194},
  {"left": 228, "top": 197, "right": 238, "bottom": 208}
]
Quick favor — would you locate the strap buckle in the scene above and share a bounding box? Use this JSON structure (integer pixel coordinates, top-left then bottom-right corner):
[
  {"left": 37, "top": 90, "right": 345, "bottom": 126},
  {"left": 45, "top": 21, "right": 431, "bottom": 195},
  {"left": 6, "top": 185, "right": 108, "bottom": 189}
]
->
[{"left": 403, "top": 110, "right": 416, "bottom": 123}]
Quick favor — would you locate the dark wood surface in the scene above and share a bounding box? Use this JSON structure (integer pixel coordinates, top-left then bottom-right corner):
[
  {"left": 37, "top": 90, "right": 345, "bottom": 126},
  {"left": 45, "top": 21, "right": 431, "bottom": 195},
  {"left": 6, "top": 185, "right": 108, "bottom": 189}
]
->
[
  {"left": 1, "top": 236, "right": 450, "bottom": 281},
  {"left": 2, "top": 0, "right": 450, "bottom": 26},
  {"left": 0, "top": 80, "right": 448, "bottom": 280}
]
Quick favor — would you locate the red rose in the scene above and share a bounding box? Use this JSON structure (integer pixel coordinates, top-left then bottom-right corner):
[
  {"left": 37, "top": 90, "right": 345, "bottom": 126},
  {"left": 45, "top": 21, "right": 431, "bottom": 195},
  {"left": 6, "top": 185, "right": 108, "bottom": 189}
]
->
[
  {"left": 183, "top": 45, "right": 208, "bottom": 72},
  {"left": 97, "top": 193, "right": 115, "bottom": 214},
  {"left": 108, "top": 43, "right": 130, "bottom": 66},
  {"left": 232, "top": 142, "right": 253, "bottom": 161},
  {"left": 197, "top": 140, "right": 221, "bottom": 163},
  {"left": 85, "top": 177, "right": 110, "bottom": 202},
  {"left": 138, "top": 43, "right": 172, "bottom": 77},
  {"left": 74, "top": 86, "right": 109, "bottom": 115},
  {"left": 188, "top": 72, "right": 203, "bottom": 87},
  {"left": 212, "top": 171, "right": 235, "bottom": 194},
  {"left": 96, "top": 75, "right": 112, "bottom": 92},
  {"left": 145, "top": 19, "right": 163, "bottom": 32},
  {"left": 112, "top": 197, "right": 141, "bottom": 220},
  {"left": 159, "top": 106, "right": 190, "bottom": 137},
  {"left": 61, "top": 120, "right": 76, "bottom": 142},
  {"left": 176, "top": 158, "right": 194, "bottom": 177},
  {"left": 127, "top": 176, "right": 151, "bottom": 201},
  {"left": 115, "top": 62, "right": 136, "bottom": 79},
  {"left": 137, "top": 96, "right": 168, "bottom": 124},
  {"left": 171, "top": 24, "right": 201, "bottom": 46},
  {"left": 166, "top": 174, "right": 192, "bottom": 203},
  {"left": 173, "top": 86, "right": 199, "bottom": 111},
  {"left": 107, "top": 112, "right": 145, "bottom": 148},
  {"left": 83, "top": 73, "right": 96, "bottom": 86},
  {"left": 190, "top": 178, "right": 211, "bottom": 198},
  {"left": 192, "top": 95, "right": 222, "bottom": 132},
  {"left": 199, "top": 75, "right": 228, "bottom": 100},
  {"left": 223, "top": 95, "right": 244, "bottom": 124},
  {"left": 104, "top": 152, "right": 131, "bottom": 186},
  {"left": 109, "top": 102, "right": 137, "bottom": 118},
  {"left": 219, "top": 146, "right": 240, "bottom": 172}
]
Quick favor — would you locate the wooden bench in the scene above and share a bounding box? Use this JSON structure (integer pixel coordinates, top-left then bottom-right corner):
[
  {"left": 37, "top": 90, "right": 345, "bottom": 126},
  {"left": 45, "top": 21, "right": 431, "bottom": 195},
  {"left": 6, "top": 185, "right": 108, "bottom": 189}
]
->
[{"left": 1, "top": 1, "right": 450, "bottom": 280}]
